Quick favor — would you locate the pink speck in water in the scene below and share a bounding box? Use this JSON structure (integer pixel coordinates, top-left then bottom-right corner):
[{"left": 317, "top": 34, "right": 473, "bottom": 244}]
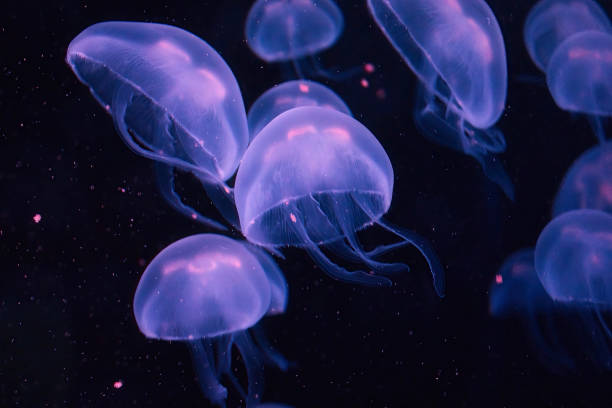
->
[
  {"left": 113, "top": 380, "right": 123, "bottom": 389},
  {"left": 495, "top": 274, "right": 503, "bottom": 284},
  {"left": 360, "top": 78, "right": 369, "bottom": 88},
  {"left": 33, "top": 214, "right": 42, "bottom": 223},
  {"left": 364, "top": 63, "right": 375, "bottom": 74}
]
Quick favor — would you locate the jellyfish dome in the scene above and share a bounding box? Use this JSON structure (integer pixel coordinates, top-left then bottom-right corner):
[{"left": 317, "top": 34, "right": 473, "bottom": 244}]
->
[
  {"left": 553, "top": 142, "right": 612, "bottom": 216},
  {"left": 367, "top": 0, "right": 507, "bottom": 130},
  {"left": 66, "top": 21, "right": 248, "bottom": 229},
  {"left": 234, "top": 106, "right": 444, "bottom": 296},
  {"left": 524, "top": 0, "right": 612, "bottom": 71},
  {"left": 489, "top": 249, "right": 553, "bottom": 317},
  {"left": 248, "top": 80, "right": 351, "bottom": 138},
  {"left": 245, "top": 0, "right": 344, "bottom": 63},
  {"left": 134, "top": 234, "right": 288, "bottom": 406},
  {"left": 535, "top": 209, "right": 612, "bottom": 306},
  {"left": 546, "top": 30, "right": 612, "bottom": 119}
]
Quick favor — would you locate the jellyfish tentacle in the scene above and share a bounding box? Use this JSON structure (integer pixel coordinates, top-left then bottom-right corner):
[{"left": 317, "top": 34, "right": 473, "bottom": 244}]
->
[
  {"left": 215, "top": 334, "right": 234, "bottom": 377},
  {"left": 201, "top": 181, "right": 241, "bottom": 230},
  {"left": 289, "top": 203, "right": 392, "bottom": 287},
  {"left": 234, "top": 331, "right": 265, "bottom": 407},
  {"left": 154, "top": 162, "right": 228, "bottom": 230},
  {"left": 188, "top": 340, "right": 228, "bottom": 407},
  {"left": 587, "top": 115, "right": 607, "bottom": 145},
  {"left": 250, "top": 325, "right": 291, "bottom": 372}
]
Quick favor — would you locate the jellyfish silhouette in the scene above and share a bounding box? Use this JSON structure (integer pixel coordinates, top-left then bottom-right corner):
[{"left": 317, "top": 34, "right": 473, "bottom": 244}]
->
[
  {"left": 524, "top": 0, "right": 612, "bottom": 72},
  {"left": 133, "top": 234, "right": 288, "bottom": 407},
  {"left": 546, "top": 30, "right": 612, "bottom": 143},
  {"left": 234, "top": 106, "right": 445, "bottom": 296},
  {"left": 368, "top": 0, "right": 513, "bottom": 199},
  {"left": 553, "top": 141, "right": 612, "bottom": 216},
  {"left": 66, "top": 21, "right": 248, "bottom": 230},
  {"left": 248, "top": 79, "right": 351, "bottom": 138}
]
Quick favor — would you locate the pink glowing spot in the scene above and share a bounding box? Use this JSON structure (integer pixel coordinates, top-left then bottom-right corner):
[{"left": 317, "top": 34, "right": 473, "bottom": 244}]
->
[
  {"left": 283, "top": 200, "right": 290, "bottom": 205},
  {"left": 275, "top": 96, "right": 295, "bottom": 106},
  {"left": 287, "top": 125, "right": 317, "bottom": 140},
  {"left": 290, "top": 213, "right": 297, "bottom": 223},
  {"left": 298, "top": 83, "right": 310, "bottom": 93},
  {"left": 495, "top": 274, "right": 503, "bottom": 284},
  {"left": 324, "top": 126, "right": 350, "bottom": 142},
  {"left": 197, "top": 69, "right": 227, "bottom": 100},
  {"left": 104, "top": 104, "right": 110, "bottom": 112},
  {"left": 113, "top": 380, "right": 123, "bottom": 389},
  {"left": 445, "top": 0, "right": 463, "bottom": 13},
  {"left": 33, "top": 214, "right": 42, "bottom": 223},
  {"left": 364, "top": 63, "right": 375, "bottom": 74},
  {"left": 466, "top": 18, "right": 493, "bottom": 64},
  {"left": 360, "top": 78, "right": 369, "bottom": 88},
  {"left": 156, "top": 40, "right": 191, "bottom": 63},
  {"left": 223, "top": 186, "right": 230, "bottom": 194},
  {"left": 191, "top": 213, "right": 198, "bottom": 220}
]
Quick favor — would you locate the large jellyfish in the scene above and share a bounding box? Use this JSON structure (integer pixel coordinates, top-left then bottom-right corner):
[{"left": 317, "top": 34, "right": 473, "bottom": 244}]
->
[
  {"left": 546, "top": 30, "right": 612, "bottom": 143},
  {"left": 66, "top": 21, "right": 248, "bottom": 229},
  {"left": 553, "top": 141, "right": 612, "bottom": 216},
  {"left": 247, "top": 79, "right": 351, "bottom": 138},
  {"left": 133, "top": 234, "right": 288, "bottom": 406},
  {"left": 234, "top": 106, "right": 445, "bottom": 296},
  {"left": 367, "top": 0, "right": 512, "bottom": 198},
  {"left": 524, "top": 0, "right": 612, "bottom": 71}
]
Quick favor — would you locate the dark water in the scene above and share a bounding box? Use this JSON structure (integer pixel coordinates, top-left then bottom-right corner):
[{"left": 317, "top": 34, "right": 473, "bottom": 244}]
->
[{"left": 2, "top": 0, "right": 612, "bottom": 406}]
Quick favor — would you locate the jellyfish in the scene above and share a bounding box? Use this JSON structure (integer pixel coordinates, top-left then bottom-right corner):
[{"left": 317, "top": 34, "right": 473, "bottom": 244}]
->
[
  {"left": 234, "top": 106, "right": 445, "bottom": 296},
  {"left": 524, "top": 0, "right": 612, "bottom": 72},
  {"left": 248, "top": 79, "right": 351, "bottom": 138},
  {"left": 553, "top": 141, "right": 612, "bottom": 216},
  {"left": 245, "top": 0, "right": 371, "bottom": 80},
  {"left": 66, "top": 21, "right": 248, "bottom": 229},
  {"left": 133, "top": 234, "right": 288, "bottom": 406},
  {"left": 367, "top": 0, "right": 513, "bottom": 199},
  {"left": 546, "top": 30, "right": 612, "bottom": 143}
]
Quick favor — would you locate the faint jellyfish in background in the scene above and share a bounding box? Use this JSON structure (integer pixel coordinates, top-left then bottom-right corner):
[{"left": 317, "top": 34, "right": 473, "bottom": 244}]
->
[
  {"left": 234, "top": 106, "right": 445, "bottom": 296},
  {"left": 66, "top": 21, "right": 247, "bottom": 229},
  {"left": 546, "top": 31, "right": 612, "bottom": 143},
  {"left": 133, "top": 234, "right": 289, "bottom": 407},
  {"left": 524, "top": 0, "right": 612, "bottom": 72},
  {"left": 367, "top": 0, "right": 513, "bottom": 199},
  {"left": 247, "top": 79, "right": 351, "bottom": 138},
  {"left": 245, "top": 0, "right": 372, "bottom": 80},
  {"left": 553, "top": 142, "right": 612, "bottom": 216}
]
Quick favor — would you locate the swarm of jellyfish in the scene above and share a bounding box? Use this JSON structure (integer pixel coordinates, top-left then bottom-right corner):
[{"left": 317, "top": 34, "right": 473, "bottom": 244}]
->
[{"left": 65, "top": 0, "right": 612, "bottom": 405}]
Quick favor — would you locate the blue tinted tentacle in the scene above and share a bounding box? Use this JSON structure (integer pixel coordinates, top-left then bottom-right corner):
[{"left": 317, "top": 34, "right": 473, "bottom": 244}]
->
[
  {"left": 587, "top": 115, "right": 607, "bottom": 145},
  {"left": 187, "top": 340, "right": 228, "bottom": 407},
  {"left": 234, "top": 331, "right": 265, "bottom": 407},
  {"left": 251, "top": 325, "right": 290, "bottom": 372},
  {"left": 215, "top": 334, "right": 233, "bottom": 377},
  {"left": 154, "top": 162, "right": 228, "bottom": 230},
  {"left": 201, "top": 181, "right": 241, "bottom": 230}
]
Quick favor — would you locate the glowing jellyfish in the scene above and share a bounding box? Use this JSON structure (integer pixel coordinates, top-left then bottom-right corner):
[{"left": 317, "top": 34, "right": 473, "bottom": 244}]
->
[
  {"left": 133, "top": 234, "right": 288, "bottom": 406},
  {"left": 546, "top": 30, "right": 612, "bottom": 143},
  {"left": 248, "top": 80, "right": 351, "bottom": 138},
  {"left": 234, "top": 106, "right": 445, "bottom": 296},
  {"left": 553, "top": 142, "right": 612, "bottom": 216},
  {"left": 66, "top": 21, "right": 248, "bottom": 229},
  {"left": 524, "top": 0, "right": 612, "bottom": 71},
  {"left": 368, "top": 0, "right": 512, "bottom": 198}
]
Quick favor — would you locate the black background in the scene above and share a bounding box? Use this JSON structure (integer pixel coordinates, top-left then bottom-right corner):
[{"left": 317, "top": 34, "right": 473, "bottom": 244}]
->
[{"left": 2, "top": 0, "right": 612, "bottom": 406}]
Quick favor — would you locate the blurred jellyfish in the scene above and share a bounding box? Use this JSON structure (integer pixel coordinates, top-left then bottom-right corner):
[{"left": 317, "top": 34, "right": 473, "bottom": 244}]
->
[
  {"left": 66, "top": 21, "right": 247, "bottom": 229},
  {"left": 245, "top": 0, "right": 370, "bottom": 80},
  {"left": 546, "top": 31, "right": 612, "bottom": 143},
  {"left": 234, "top": 106, "right": 445, "bottom": 296},
  {"left": 133, "top": 234, "right": 288, "bottom": 406},
  {"left": 553, "top": 142, "right": 612, "bottom": 216},
  {"left": 368, "top": 0, "right": 512, "bottom": 199},
  {"left": 524, "top": 0, "right": 612, "bottom": 72},
  {"left": 248, "top": 79, "right": 351, "bottom": 138}
]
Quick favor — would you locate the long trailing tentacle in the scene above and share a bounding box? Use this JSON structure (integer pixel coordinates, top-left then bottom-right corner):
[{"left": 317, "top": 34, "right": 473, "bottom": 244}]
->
[
  {"left": 187, "top": 340, "right": 228, "bottom": 407},
  {"left": 233, "top": 331, "right": 265, "bottom": 407}
]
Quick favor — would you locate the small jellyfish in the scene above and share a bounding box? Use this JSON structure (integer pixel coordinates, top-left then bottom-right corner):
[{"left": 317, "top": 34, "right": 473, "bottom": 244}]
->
[
  {"left": 524, "top": 0, "right": 612, "bottom": 71},
  {"left": 553, "top": 141, "right": 612, "bottom": 216},
  {"left": 247, "top": 80, "right": 351, "bottom": 138},
  {"left": 234, "top": 106, "right": 445, "bottom": 296},
  {"left": 546, "top": 30, "right": 612, "bottom": 143},
  {"left": 367, "top": 0, "right": 513, "bottom": 199},
  {"left": 66, "top": 21, "right": 248, "bottom": 229},
  {"left": 245, "top": 0, "right": 370, "bottom": 80},
  {"left": 133, "top": 234, "right": 288, "bottom": 406}
]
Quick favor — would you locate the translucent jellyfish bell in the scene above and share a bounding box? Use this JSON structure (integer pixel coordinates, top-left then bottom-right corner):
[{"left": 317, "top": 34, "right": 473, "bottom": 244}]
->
[
  {"left": 234, "top": 106, "right": 445, "bottom": 297},
  {"left": 546, "top": 30, "right": 612, "bottom": 143},
  {"left": 247, "top": 80, "right": 351, "bottom": 138},
  {"left": 66, "top": 21, "right": 248, "bottom": 229},
  {"left": 133, "top": 234, "right": 287, "bottom": 406},
  {"left": 553, "top": 142, "right": 612, "bottom": 216},
  {"left": 367, "top": 0, "right": 512, "bottom": 198},
  {"left": 524, "top": 0, "right": 612, "bottom": 71}
]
